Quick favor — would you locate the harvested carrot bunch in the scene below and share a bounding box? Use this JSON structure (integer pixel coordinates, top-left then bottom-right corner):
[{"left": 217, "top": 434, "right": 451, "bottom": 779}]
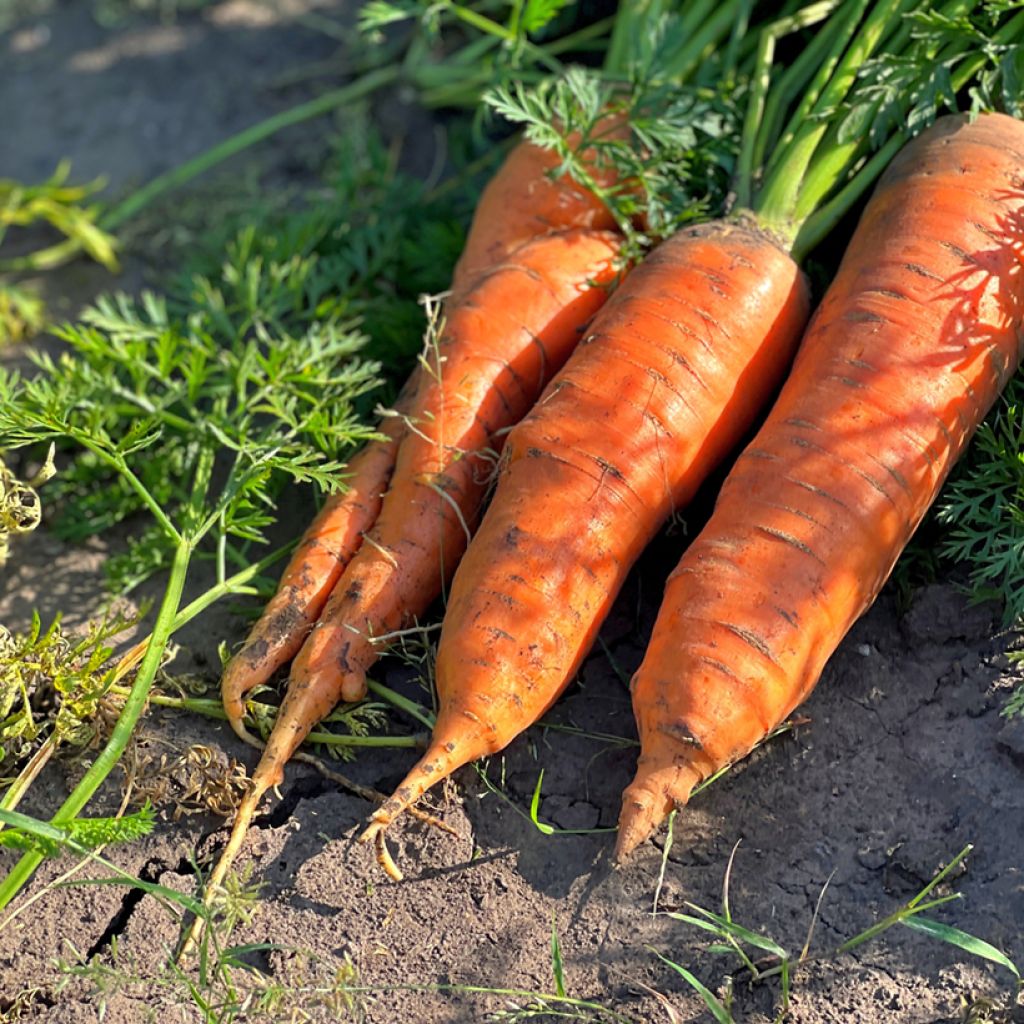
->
[
  {"left": 206, "top": 2, "right": 743, "bottom": 900},
  {"left": 363, "top": 0, "right": 1024, "bottom": 866}
]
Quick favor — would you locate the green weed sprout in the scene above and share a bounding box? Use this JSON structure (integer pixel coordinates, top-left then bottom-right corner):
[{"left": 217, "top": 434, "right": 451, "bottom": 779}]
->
[{"left": 658, "top": 843, "right": 1019, "bottom": 1023}]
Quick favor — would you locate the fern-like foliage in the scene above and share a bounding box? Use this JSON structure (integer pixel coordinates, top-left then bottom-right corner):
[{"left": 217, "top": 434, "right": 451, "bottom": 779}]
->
[
  {"left": 486, "top": 63, "right": 738, "bottom": 257},
  {"left": 937, "top": 391, "right": 1024, "bottom": 627}
]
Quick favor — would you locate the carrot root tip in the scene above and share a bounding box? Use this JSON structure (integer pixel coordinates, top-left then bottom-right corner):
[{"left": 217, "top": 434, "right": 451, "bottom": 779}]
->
[
  {"left": 340, "top": 670, "right": 369, "bottom": 703},
  {"left": 614, "top": 764, "right": 700, "bottom": 864}
]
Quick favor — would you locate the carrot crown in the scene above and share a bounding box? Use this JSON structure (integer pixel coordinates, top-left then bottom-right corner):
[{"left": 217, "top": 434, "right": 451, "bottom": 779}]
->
[
  {"left": 748, "top": 0, "right": 1024, "bottom": 261},
  {"left": 483, "top": 0, "right": 792, "bottom": 254}
]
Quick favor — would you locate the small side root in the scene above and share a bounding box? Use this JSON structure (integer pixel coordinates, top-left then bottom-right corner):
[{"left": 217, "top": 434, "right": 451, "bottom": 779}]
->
[
  {"left": 296, "top": 751, "right": 458, "bottom": 837},
  {"left": 177, "top": 782, "right": 264, "bottom": 961},
  {"left": 375, "top": 830, "right": 403, "bottom": 881}
]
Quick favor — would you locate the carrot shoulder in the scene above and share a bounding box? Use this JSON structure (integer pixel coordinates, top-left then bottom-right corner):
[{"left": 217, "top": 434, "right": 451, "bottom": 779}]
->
[
  {"left": 361, "top": 221, "right": 811, "bottom": 839},
  {"left": 617, "top": 112, "right": 1024, "bottom": 860},
  {"left": 450, "top": 129, "right": 621, "bottom": 297}
]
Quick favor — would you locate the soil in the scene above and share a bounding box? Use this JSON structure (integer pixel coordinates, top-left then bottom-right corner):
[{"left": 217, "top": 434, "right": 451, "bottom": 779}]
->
[{"left": 2, "top": 4, "right": 1024, "bottom": 1022}]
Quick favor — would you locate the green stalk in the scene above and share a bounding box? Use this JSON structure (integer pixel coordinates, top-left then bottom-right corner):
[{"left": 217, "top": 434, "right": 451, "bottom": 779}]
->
[
  {"left": 660, "top": 0, "right": 744, "bottom": 82},
  {"left": 946, "top": 8, "right": 1024, "bottom": 89},
  {"left": 604, "top": 0, "right": 668, "bottom": 75},
  {"left": 366, "top": 679, "right": 436, "bottom": 730},
  {"left": 721, "top": 0, "right": 755, "bottom": 83},
  {"left": 0, "top": 238, "right": 84, "bottom": 274},
  {"left": 762, "top": 0, "right": 873, "bottom": 181},
  {"left": 675, "top": 0, "right": 719, "bottom": 49},
  {"left": 752, "top": 0, "right": 852, "bottom": 176},
  {"left": 102, "top": 687, "right": 424, "bottom": 748},
  {"left": 735, "top": 0, "right": 844, "bottom": 213},
  {"left": 753, "top": 0, "right": 911, "bottom": 246},
  {"left": 733, "top": 28, "right": 776, "bottom": 211},
  {"left": 788, "top": 0, "right": 981, "bottom": 228},
  {"left": 0, "top": 537, "right": 191, "bottom": 911},
  {"left": 167, "top": 543, "right": 288, "bottom": 635},
  {"left": 77, "top": 440, "right": 181, "bottom": 543},
  {"left": 545, "top": 15, "right": 616, "bottom": 59},
  {"left": 838, "top": 894, "right": 962, "bottom": 952},
  {"left": 447, "top": 3, "right": 515, "bottom": 43}
]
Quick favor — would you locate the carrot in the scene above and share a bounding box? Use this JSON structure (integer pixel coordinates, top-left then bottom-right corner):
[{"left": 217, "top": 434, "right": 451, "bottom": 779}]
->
[
  {"left": 219, "top": 133, "right": 622, "bottom": 744},
  {"left": 360, "top": 0, "right": 1015, "bottom": 858},
  {"left": 220, "top": 413, "right": 404, "bottom": 743},
  {"left": 616, "top": 111, "right": 1024, "bottom": 860},
  {"left": 450, "top": 131, "right": 620, "bottom": 297}
]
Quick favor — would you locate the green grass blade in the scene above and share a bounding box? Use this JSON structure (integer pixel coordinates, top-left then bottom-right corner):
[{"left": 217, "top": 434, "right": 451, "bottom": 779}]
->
[
  {"left": 669, "top": 907, "right": 789, "bottom": 959},
  {"left": 55, "top": 875, "right": 205, "bottom": 918},
  {"left": 551, "top": 915, "right": 567, "bottom": 998},
  {"left": 652, "top": 950, "right": 733, "bottom": 1024},
  {"left": 902, "top": 917, "right": 1020, "bottom": 980},
  {"left": 529, "top": 771, "right": 555, "bottom": 836}
]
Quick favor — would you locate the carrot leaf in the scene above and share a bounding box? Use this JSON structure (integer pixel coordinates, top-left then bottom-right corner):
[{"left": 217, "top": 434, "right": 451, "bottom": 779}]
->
[
  {"left": 485, "top": 65, "right": 738, "bottom": 251},
  {"left": 937, "top": 396, "right": 1024, "bottom": 628}
]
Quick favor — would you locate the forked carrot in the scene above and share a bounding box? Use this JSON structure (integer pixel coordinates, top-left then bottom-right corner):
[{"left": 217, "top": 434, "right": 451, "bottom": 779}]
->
[
  {"left": 194, "top": 227, "right": 622, "bottom": 932},
  {"left": 616, "top": 112, "right": 1024, "bottom": 859},
  {"left": 220, "top": 134, "right": 621, "bottom": 744},
  {"left": 220, "top": 413, "right": 404, "bottom": 743}
]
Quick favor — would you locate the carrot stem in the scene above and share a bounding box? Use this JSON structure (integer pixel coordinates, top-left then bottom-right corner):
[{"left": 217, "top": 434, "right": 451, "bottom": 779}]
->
[
  {"left": 734, "top": 27, "right": 776, "bottom": 211},
  {"left": 99, "top": 685, "right": 425, "bottom": 749},
  {"left": 660, "top": 0, "right": 744, "bottom": 82},
  {"left": 752, "top": 0, "right": 854, "bottom": 177},
  {"left": 761, "top": 0, "right": 873, "bottom": 184},
  {"left": 365, "top": 680, "right": 436, "bottom": 730},
  {"left": 720, "top": 0, "right": 754, "bottom": 85},
  {"left": 757, "top": 0, "right": 910, "bottom": 242}
]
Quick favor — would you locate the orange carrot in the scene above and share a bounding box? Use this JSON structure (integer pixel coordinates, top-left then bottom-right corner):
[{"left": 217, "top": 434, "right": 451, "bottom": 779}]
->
[
  {"left": 616, "top": 112, "right": 1024, "bottom": 860},
  {"left": 220, "top": 413, "right": 404, "bottom": 742},
  {"left": 220, "top": 134, "right": 620, "bottom": 743},
  {"left": 450, "top": 131, "right": 620, "bottom": 297},
  {"left": 360, "top": 222, "right": 811, "bottom": 843}
]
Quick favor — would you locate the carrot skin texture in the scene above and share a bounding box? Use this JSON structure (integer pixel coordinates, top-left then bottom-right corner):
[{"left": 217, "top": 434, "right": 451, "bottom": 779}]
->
[
  {"left": 617, "top": 113, "right": 1024, "bottom": 861},
  {"left": 451, "top": 134, "right": 621, "bottom": 297},
  {"left": 220, "top": 416, "right": 403, "bottom": 738},
  {"left": 248, "top": 228, "right": 623, "bottom": 795},
  {"left": 220, "top": 134, "right": 620, "bottom": 740},
  {"left": 363, "top": 222, "right": 811, "bottom": 835}
]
